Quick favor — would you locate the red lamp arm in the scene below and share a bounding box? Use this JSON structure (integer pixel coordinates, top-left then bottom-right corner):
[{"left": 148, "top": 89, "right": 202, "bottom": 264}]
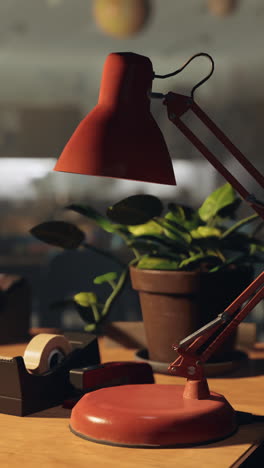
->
[
  {"left": 163, "top": 91, "right": 264, "bottom": 380},
  {"left": 164, "top": 92, "right": 264, "bottom": 218},
  {"left": 201, "top": 273, "right": 263, "bottom": 362},
  {"left": 192, "top": 102, "right": 264, "bottom": 189},
  {"left": 168, "top": 271, "right": 264, "bottom": 380}
]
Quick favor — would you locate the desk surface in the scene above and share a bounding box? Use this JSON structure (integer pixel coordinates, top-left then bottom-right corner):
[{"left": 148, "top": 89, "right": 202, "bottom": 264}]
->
[{"left": 0, "top": 340, "right": 263, "bottom": 468}]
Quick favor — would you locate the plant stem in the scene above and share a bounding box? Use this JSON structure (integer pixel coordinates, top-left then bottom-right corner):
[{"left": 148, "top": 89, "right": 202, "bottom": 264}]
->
[
  {"left": 215, "top": 249, "right": 226, "bottom": 262},
  {"left": 101, "top": 269, "right": 128, "bottom": 318},
  {"left": 221, "top": 213, "right": 258, "bottom": 239},
  {"left": 91, "top": 304, "right": 100, "bottom": 322},
  {"left": 154, "top": 218, "right": 189, "bottom": 246},
  {"left": 108, "top": 280, "right": 117, "bottom": 290},
  {"left": 115, "top": 229, "right": 141, "bottom": 260},
  {"left": 209, "top": 254, "right": 245, "bottom": 272},
  {"left": 100, "top": 257, "right": 141, "bottom": 319}
]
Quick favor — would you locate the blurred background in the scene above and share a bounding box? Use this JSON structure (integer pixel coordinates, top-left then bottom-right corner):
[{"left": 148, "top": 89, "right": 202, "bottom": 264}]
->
[{"left": 0, "top": 0, "right": 263, "bottom": 336}]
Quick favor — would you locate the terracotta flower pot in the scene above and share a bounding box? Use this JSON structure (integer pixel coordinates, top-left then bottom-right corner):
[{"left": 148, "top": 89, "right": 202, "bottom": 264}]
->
[{"left": 130, "top": 265, "right": 252, "bottom": 363}]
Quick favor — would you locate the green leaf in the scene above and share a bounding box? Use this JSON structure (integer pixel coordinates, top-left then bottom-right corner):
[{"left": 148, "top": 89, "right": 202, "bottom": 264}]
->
[
  {"left": 74, "top": 292, "right": 98, "bottom": 307},
  {"left": 128, "top": 220, "right": 163, "bottom": 236},
  {"left": 128, "top": 238, "right": 164, "bottom": 253},
  {"left": 30, "top": 221, "right": 85, "bottom": 249},
  {"left": 166, "top": 204, "right": 200, "bottom": 230},
  {"left": 191, "top": 226, "right": 222, "bottom": 239},
  {"left": 127, "top": 234, "right": 189, "bottom": 254},
  {"left": 167, "top": 204, "right": 185, "bottom": 220},
  {"left": 162, "top": 218, "right": 191, "bottom": 235},
  {"left": 158, "top": 220, "right": 191, "bottom": 245},
  {"left": 209, "top": 254, "right": 246, "bottom": 272},
  {"left": 178, "top": 253, "right": 222, "bottom": 270},
  {"left": 106, "top": 195, "right": 163, "bottom": 225},
  {"left": 251, "top": 243, "right": 264, "bottom": 253},
  {"left": 128, "top": 238, "right": 183, "bottom": 261},
  {"left": 167, "top": 203, "right": 195, "bottom": 221},
  {"left": 137, "top": 256, "right": 180, "bottom": 270},
  {"left": 198, "top": 184, "right": 236, "bottom": 222},
  {"left": 221, "top": 213, "right": 259, "bottom": 239},
  {"left": 84, "top": 323, "right": 97, "bottom": 332},
  {"left": 93, "top": 272, "right": 118, "bottom": 285},
  {"left": 217, "top": 198, "right": 242, "bottom": 218},
  {"left": 66, "top": 204, "right": 119, "bottom": 233}
]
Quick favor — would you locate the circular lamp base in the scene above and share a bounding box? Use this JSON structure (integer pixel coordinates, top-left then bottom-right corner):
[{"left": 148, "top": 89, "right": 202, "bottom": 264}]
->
[{"left": 70, "top": 384, "right": 237, "bottom": 447}]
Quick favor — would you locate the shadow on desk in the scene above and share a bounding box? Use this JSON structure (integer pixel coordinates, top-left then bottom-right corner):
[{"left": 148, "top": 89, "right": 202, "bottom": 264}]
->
[
  {"left": 29, "top": 405, "right": 71, "bottom": 419},
  {"left": 209, "top": 358, "right": 264, "bottom": 379},
  {"left": 205, "top": 422, "right": 264, "bottom": 448},
  {"left": 28, "top": 406, "right": 264, "bottom": 454}
]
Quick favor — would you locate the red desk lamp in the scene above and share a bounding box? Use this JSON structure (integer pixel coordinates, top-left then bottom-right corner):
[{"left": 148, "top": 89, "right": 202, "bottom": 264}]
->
[
  {"left": 54, "top": 52, "right": 264, "bottom": 447},
  {"left": 54, "top": 53, "right": 176, "bottom": 185}
]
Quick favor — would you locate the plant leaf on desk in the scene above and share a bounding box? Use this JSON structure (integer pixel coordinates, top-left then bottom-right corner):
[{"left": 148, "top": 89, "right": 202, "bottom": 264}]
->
[
  {"left": 84, "top": 323, "right": 97, "bottom": 332},
  {"left": 128, "top": 220, "right": 163, "bottom": 236},
  {"left": 66, "top": 204, "right": 120, "bottom": 233},
  {"left": 179, "top": 253, "right": 222, "bottom": 270},
  {"left": 30, "top": 221, "right": 85, "bottom": 249},
  {"left": 127, "top": 234, "right": 189, "bottom": 255},
  {"left": 221, "top": 213, "right": 259, "bottom": 238},
  {"left": 191, "top": 226, "right": 222, "bottom": 238},
  {"left": 93, "top": 272, "right": 118, "bottom": 284},
  {"left": 137, "top": 256, "right": 180, "bottom": 270},
  {"left": 198, "top": 183, "right": 236, "bottom": 222},
  {"left": 74, "top": 292, "right": 98, "bottom": 307},
  {"left": 106, "top": 195, "right": 163, "bottom": 225},
  {"left": 217, "top": 197, "right": 242, "bottom": 218},
  {"left": 166, "top": 204, "right": 199, "bottom": 230},
  {"left": 162, "top": 217, "right": 192, "bottom": 236},
  {"left": 128, "top": 240, "right": 183, "bottom": 261},
  {"left": 160, "top": 219, "right": 192, "bottom": 244}
]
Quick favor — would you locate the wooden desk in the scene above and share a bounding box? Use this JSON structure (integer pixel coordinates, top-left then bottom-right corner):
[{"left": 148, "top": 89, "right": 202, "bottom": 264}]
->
[{"left": 0, "top": 340, "right": 263, "bottom": 468}]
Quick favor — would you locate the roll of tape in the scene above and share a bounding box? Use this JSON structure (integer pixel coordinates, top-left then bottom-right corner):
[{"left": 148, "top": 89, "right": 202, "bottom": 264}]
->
[{"left": 23, "top": 333, "right": 72, "bottom": 374}]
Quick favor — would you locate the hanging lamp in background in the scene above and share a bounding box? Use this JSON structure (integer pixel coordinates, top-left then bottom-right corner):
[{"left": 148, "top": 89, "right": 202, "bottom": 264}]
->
[
  {"left": 54, "top": 52, "right": 176, "bottom": 185},
  {"left": 207, "top": 0, "right": 239, "bottom": 16},
  {"left": 92, "top": 0, "right": 151, "bottom": 38}
]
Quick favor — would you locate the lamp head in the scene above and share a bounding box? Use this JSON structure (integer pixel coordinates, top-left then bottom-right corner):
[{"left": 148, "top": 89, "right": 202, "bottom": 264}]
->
[{"left": 54, "top": 52, "right": 176, "bottom": 185}]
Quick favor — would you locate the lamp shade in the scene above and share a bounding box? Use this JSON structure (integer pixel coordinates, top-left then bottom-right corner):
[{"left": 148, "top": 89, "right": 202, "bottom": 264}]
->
[{"left": 54, "top": 52, "right": 176, "bottom": 185}]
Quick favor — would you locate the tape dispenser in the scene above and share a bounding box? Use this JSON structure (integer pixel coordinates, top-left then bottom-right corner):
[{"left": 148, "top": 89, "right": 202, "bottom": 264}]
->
[{"left": 0, "top": 331, "right": 100, "bottom": 416}]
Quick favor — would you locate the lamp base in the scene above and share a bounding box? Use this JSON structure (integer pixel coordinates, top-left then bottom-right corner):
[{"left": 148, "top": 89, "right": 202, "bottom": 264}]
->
[{"left": 69, "top": 383, "right": 237, "bottom": 447}]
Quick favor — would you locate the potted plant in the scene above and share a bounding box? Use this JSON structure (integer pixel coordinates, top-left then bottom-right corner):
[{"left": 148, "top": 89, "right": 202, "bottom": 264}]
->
[{"left": 31, "top": 183, "right": 263, "bottom": 363}]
